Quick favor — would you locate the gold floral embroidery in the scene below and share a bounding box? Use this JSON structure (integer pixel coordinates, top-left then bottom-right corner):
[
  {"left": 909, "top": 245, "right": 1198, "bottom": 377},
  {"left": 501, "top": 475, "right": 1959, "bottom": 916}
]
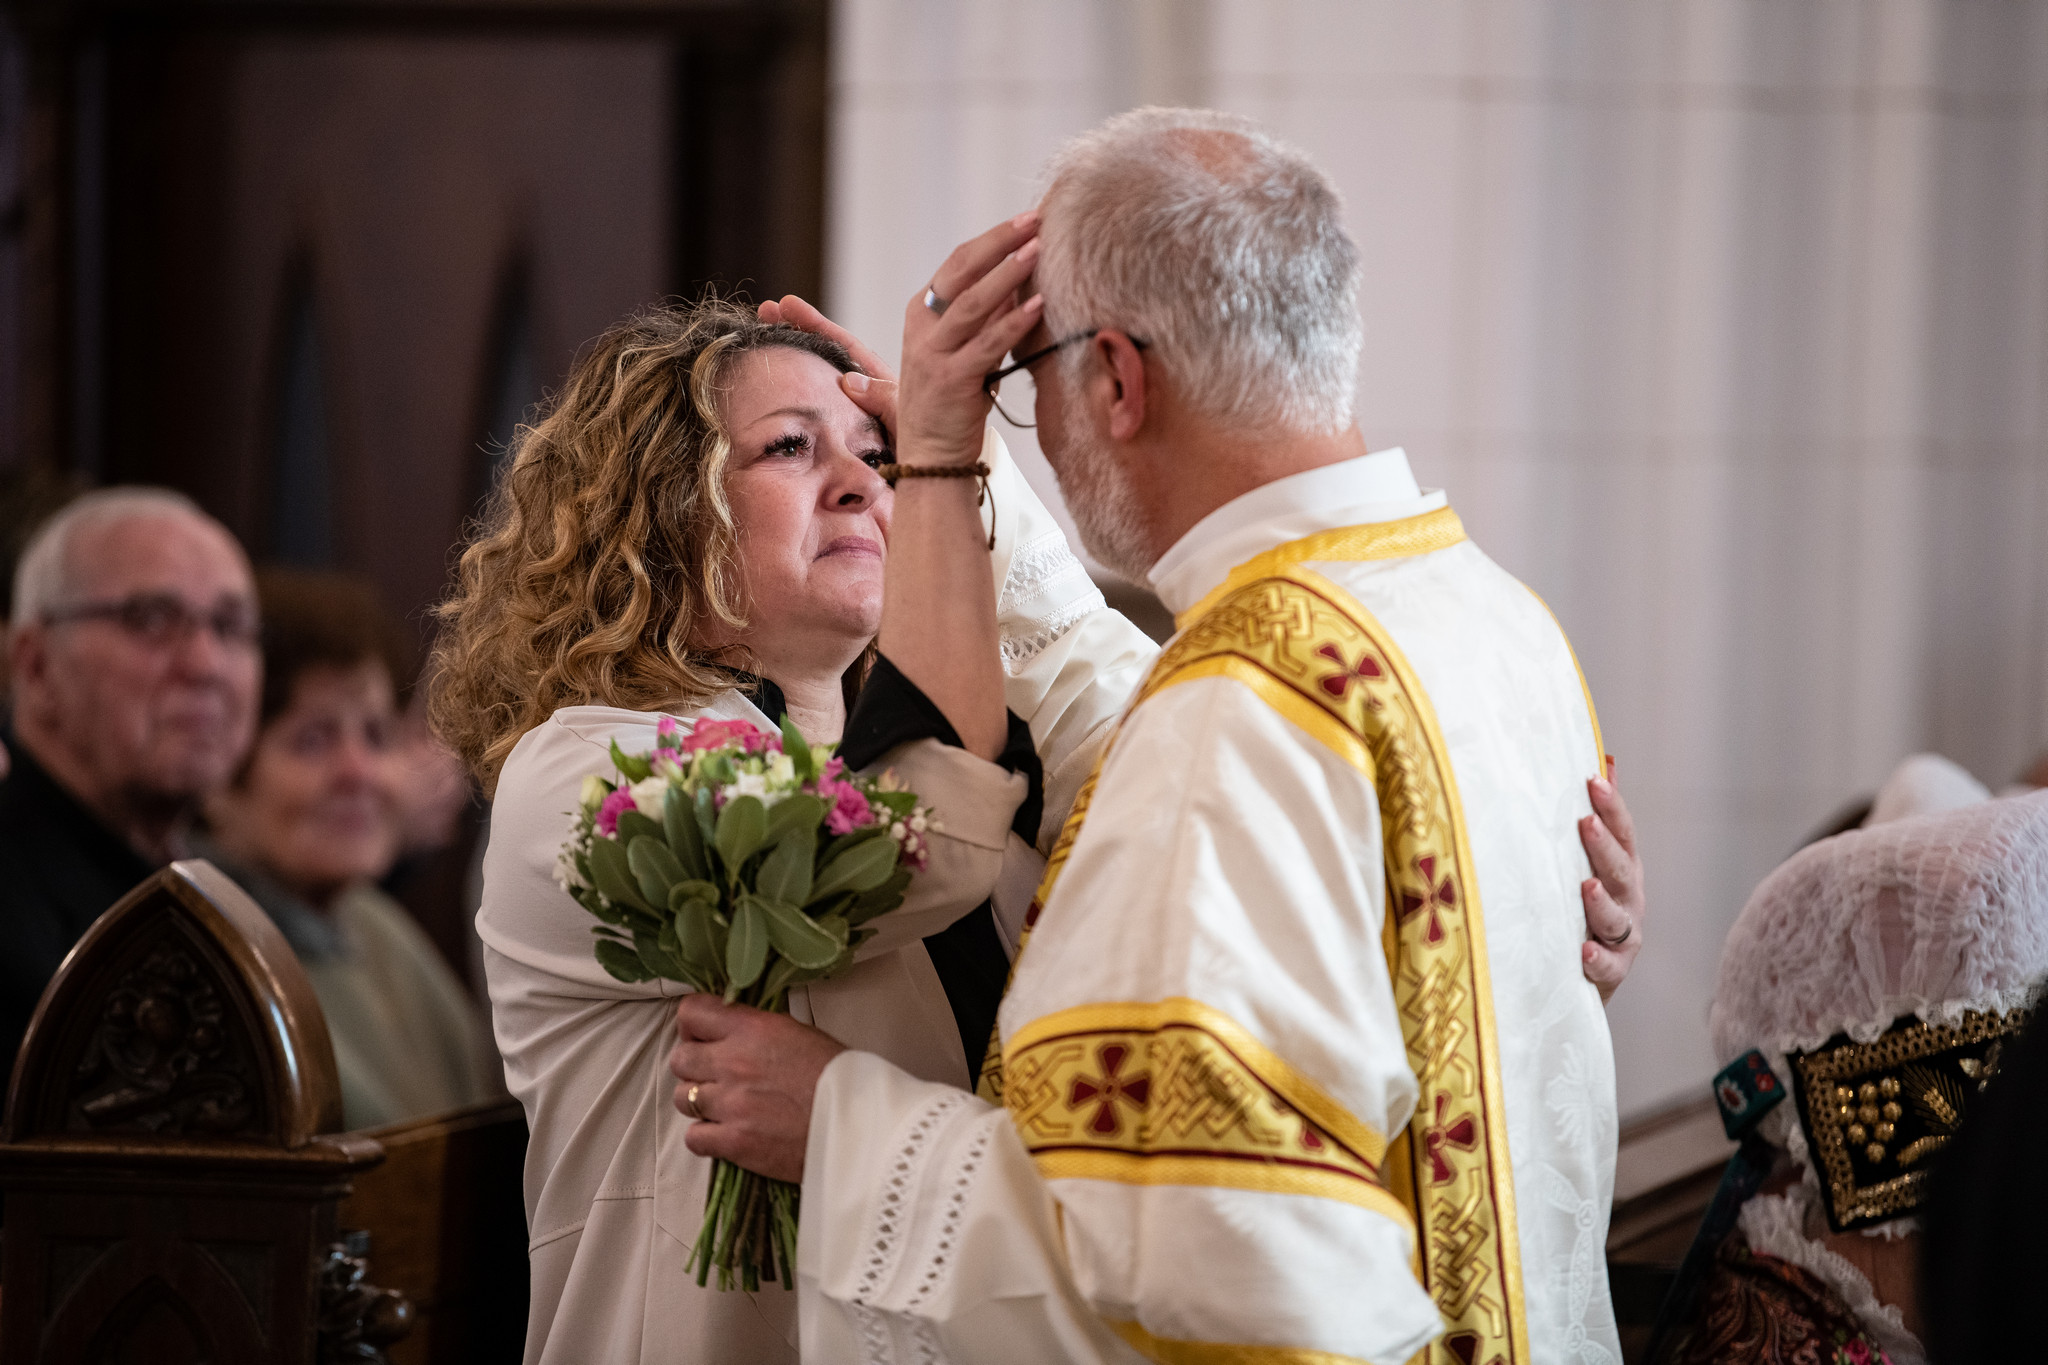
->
[
  {"left": 1788, "top": 1008, "right": 2030, "bottom": 1232},
  {"left": 1000, "top": 998, "right": 1410, "bottom": 1226}
]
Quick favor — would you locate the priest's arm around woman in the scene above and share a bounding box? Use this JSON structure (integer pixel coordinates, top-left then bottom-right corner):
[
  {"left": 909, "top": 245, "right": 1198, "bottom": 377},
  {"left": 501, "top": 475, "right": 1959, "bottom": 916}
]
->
[{"left": 426, "top": 222, "right": 1133, "bottom": 1365}]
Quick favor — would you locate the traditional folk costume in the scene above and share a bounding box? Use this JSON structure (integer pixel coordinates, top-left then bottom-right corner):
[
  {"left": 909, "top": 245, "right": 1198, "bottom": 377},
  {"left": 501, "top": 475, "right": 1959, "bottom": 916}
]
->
[
  {"left": 479, "top": 432, "right": 1156, "bottom": 1365},
  {"left": 801, "top": 449, "right": 1622, "bottom": 1364},
  {"left": 1672, "top": 790, "right": 2048, "bottom": 1365}
]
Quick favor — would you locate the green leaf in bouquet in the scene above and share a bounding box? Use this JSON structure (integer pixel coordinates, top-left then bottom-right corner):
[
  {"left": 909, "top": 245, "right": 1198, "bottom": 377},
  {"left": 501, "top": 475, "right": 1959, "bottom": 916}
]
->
[
  {"left": 634, "top": 927, "right": 690, "bottom": 984},
  {"left": 819, "top": 824, "right": 887, "bottom": 864},
  {"left": 869, "top": 788, "right": 918, "bottom": 819},
  {"left": 758, "top": 956, "right": 802, "bottom": 1005},
  {"left": 813, "top": 913, "right": 851, "bottom": 948},
  {"left": 694, "top": 785, "right": 719, "bottom": 851},
  {"left": 628, "top": 835, "right": 685, "bottom": 905},
  {"left": 595, "top": 938, "right": 656, "bottom": 983},
  {"left": 665, "top": 784, "right": 711, "bottom": 881},
  {"left": 765, "top": 794, "right": 828, "bottom": 847},
  {"left": 616, "top": 808, "right": 662, "bottom": 847},
  {"left": 610, "top": 739, "right": 654, "bottom": 784},
  {"left": 749, "top": 893, "right": 841, "bottom": 970},
  {"left": 716, "top": 795, "right": 769, "bottom": 872},
  {"left": 756, "top": 827, "right": 817, "bottom": 907},
  {"left": 843, "top": 867, "right": 913, "bottom": 925},
  {"left": 668, "top": 879, "right": 720, "bottom": 910},
  {"left": 698, "top": 753, "right": 736, "bottom": 788},
  {"left": 810, "top": 834, "right": 901, "bottom": 902},
  {"left": 778, "top": 715, "right": 815, "bottom": 784},
  {"left": 571, "top": 883, "right": 625, "bottom": 925},
  {"left": 725, "top": 899, "right": 769, "bottom": 998},
  {"left": 705, "top": 905, "right": 730, "bottom": 963},
  {"left": 587, "top": 836, "right": 655, "bottom": 914},
  {"left": 670, "top": 894, "right": 724, "bottom": 984},
  {"left": 657, "top": 920, "right": 713, "bottom": 991}
]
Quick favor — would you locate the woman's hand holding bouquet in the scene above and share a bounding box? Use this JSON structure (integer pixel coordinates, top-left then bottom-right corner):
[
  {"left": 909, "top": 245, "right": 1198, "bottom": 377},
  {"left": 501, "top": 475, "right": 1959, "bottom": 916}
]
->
[{"left": 558, "top": 714, "right": 936, "bottom": 1290}]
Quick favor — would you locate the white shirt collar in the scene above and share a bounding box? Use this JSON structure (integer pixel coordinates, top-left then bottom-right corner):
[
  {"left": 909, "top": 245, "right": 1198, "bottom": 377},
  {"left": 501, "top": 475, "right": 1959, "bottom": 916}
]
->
[{"left": 1145, "top": 447, "right": 1446, "bottom": 616}]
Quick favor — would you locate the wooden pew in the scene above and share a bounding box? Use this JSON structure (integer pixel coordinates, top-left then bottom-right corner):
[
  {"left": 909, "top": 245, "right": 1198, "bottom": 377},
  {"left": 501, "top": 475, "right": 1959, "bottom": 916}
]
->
[
  {"left": 0, "top": 860, "right": 527, "bottom": 1364},
  {"left": 340, "top": 1100, "right": 529, "bottom": 1364}
]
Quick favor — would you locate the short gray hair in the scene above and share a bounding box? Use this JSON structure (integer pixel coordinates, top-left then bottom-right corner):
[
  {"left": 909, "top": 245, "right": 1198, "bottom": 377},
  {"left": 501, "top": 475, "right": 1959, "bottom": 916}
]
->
[
  {"left": 1036, "top": 107, "right": 1364, "bottom": 436},
  {"left": 10, "top": 486, "right": 217, "bottom": 623}
]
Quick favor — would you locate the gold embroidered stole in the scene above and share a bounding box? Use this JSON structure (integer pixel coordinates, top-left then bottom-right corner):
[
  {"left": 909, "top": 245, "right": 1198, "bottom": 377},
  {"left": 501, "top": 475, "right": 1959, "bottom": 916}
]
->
[{"left": 980, "top": 508, "right": 1531, "bottom": 1365}]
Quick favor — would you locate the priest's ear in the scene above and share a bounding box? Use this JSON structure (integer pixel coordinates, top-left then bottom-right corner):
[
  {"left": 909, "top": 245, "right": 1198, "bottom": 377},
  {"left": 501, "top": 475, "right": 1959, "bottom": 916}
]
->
[{"left": 1092, "top": 330, "right": 1149, "bottom": 442}]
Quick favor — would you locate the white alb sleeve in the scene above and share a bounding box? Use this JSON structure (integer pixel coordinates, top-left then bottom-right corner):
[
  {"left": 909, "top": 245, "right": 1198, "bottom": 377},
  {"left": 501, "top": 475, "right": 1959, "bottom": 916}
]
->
[{"left": 799, "top": 1050, "right": 1144, "bottom": 1365}]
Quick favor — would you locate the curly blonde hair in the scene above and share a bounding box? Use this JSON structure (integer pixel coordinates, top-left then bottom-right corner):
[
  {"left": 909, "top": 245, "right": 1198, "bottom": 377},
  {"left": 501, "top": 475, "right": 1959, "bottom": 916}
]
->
[{"left": 429, "top": 297, "right": 860, "bottom": 793}]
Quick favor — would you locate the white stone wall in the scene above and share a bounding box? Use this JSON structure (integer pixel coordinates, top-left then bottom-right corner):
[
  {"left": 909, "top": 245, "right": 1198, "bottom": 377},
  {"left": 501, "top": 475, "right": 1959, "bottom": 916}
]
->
[{"left": 828, "top": 0, "right": 2048, "bottom": 1119}]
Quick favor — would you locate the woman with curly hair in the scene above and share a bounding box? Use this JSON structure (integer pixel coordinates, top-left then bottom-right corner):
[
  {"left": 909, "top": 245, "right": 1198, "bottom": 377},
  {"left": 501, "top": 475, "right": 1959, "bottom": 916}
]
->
[{"left": 433, "top": 217, "right": 1156, "bottom": 1363}]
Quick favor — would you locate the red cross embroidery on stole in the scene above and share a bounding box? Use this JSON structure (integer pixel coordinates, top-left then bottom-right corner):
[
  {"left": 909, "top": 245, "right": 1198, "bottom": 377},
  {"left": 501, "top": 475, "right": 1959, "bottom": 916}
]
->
[
  {"left": 1068, "top": 1043, "right": 1151, "bottom": 1136},
  {"left": 1423, "top": 1092, "right": 1479, "bottom": 1185},
  {"left": 1398, "top": 854, "right": 1457, "bottom": 945},
  {"left": 1314, "top": 641, "right": 1383, "bottom": 699}
]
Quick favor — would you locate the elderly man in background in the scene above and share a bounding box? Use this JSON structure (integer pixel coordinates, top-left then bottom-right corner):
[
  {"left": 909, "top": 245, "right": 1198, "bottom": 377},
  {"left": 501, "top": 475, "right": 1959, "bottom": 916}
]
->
[{"left": 0, "top": 487, "right": 260, "bottom": 1095}]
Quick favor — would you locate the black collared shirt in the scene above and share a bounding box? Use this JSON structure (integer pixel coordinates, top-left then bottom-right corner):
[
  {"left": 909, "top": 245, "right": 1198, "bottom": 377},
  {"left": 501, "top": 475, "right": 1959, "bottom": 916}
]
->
[{"left": 0, "top": 736, "right": 156, "bottom": 1099}]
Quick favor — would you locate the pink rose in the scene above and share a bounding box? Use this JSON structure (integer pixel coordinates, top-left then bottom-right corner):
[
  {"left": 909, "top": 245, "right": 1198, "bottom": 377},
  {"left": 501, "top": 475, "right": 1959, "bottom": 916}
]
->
[
  {"left": 656, "top": 716, "right": 683, "bottom": 748},
  {"left": 595, "top": 786, "right": 637, "bottom": 837},
  {"left": 680, "top": 717, "right": 773, "bottom": 756},
  {"left": 820, "top": 780, "right": 874, "bottom": 836}
]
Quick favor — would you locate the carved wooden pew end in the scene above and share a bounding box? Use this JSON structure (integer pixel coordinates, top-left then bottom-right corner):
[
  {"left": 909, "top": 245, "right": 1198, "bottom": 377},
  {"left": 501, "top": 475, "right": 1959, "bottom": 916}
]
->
[{"left": 0, "top": 861, "right": 415, "bottom": 1364}]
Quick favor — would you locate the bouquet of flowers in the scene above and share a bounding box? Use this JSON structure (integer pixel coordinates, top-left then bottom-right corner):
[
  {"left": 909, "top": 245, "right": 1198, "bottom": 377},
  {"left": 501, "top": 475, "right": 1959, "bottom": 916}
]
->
[{"left": 558, "top": 713, "right": 935, "bottom": 1290}]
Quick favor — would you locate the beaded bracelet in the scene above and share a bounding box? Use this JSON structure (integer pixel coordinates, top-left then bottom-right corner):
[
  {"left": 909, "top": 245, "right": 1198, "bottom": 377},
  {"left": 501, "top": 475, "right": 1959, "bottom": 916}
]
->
[{"left": 877, "top": 461, "right": 996, "bottom": 549}]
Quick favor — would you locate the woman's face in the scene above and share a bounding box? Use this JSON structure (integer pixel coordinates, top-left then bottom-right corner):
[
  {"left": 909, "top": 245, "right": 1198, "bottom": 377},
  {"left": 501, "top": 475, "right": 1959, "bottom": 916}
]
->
[
  {"left": 717, "top": 347, "right": 894, "bottom": 667},
  {"left": 208, "top": 660, "right": 403, "bottom": 908}
]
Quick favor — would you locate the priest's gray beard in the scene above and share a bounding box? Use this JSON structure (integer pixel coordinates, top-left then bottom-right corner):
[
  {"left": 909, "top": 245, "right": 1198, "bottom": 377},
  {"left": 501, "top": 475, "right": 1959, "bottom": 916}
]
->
[{"left": 1051, "top": 426, "right": 1152, "bottom": 583}]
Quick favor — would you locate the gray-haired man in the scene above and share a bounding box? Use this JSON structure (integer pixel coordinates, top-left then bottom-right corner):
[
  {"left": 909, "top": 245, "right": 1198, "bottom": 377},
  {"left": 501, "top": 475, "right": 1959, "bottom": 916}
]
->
[
  {"left": 674, "top": 109, "right": 1642, "bottom": 1364},
  {"left": 0, "top": 489, "right": 260, "bottom": 1094}
]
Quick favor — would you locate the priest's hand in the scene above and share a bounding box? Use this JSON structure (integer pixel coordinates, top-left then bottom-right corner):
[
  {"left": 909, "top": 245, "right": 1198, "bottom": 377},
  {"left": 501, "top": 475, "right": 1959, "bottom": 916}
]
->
[
  {"left": 1579, "top": 764, "right": 1644, "bottom": 1003},
  {"left": 759, "top": 294, "right": 900, "bottom": 433},
  {"left": 669, "top": 994, "right": 846, "bottom": 1184}
]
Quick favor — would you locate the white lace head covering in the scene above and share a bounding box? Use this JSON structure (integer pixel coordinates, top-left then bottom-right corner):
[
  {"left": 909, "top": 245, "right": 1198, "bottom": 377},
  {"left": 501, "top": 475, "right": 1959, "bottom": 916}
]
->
[
  {"left": 1713, "top": 789, "right": 2048, "bottom": 1076},
  {"left": 1707, "top": 792, "right": 2048, "bottom": 1364}
]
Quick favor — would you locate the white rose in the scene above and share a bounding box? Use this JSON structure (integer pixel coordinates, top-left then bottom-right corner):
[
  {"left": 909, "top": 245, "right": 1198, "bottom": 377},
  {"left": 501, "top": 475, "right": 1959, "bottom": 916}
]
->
[
  {"left": 630, "top": 775, "right": 670, "bottom": 820},
  {"left": 579, "top": 773, "right": 609, "bottom": 815}
]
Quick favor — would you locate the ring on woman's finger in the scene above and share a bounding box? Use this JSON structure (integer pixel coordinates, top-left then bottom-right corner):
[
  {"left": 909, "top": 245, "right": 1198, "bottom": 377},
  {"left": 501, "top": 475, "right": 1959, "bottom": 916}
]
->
[
  {"left": 923, "top": 286, "right": 948, "bottom": 316},
  {"left": 683, "top": 1082, "right": 704, "bottom": 1120},
  {"left": 1592, "top": 921, "right": 1634, "bottom": 950}
]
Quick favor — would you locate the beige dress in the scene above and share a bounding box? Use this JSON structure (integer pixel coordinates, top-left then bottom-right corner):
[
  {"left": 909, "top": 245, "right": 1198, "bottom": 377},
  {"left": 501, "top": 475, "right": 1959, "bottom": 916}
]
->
[{"left": 479, "top": 431, "right": 1159, "bottom": 1365}]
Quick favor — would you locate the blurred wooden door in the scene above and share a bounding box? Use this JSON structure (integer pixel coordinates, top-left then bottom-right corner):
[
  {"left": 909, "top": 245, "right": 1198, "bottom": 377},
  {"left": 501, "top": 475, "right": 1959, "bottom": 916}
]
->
[{"left": 4, "top": 0, "right": 825, "bottom": 615}]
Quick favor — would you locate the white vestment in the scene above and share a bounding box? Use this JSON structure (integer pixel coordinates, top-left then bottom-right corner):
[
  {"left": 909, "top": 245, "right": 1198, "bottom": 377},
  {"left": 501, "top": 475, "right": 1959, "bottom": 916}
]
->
[
  {"left": 800, "top": 451, "right": 1622, "bottom": 1365},
  {"left": 480, "top": 432, "right": 1157, "bottom": 1365}
]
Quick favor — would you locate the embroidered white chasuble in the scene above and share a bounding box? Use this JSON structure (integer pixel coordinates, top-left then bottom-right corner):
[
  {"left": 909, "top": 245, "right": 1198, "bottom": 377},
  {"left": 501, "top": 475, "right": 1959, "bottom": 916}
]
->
[{"left": 800, "top": 452, "right": 1621, "bottom": 1364}]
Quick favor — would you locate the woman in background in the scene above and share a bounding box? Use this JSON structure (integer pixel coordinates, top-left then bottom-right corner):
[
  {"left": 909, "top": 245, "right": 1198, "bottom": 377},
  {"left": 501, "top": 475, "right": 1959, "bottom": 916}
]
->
[{"left": 201, "top": 567, "right": 501, "bottom": 1130}]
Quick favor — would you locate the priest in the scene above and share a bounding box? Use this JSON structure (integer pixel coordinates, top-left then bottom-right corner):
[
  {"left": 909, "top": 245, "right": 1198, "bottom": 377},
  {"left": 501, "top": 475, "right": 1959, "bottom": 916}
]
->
[{"left": 671, "top": 108, "right": 1641, "bottom": 1364}]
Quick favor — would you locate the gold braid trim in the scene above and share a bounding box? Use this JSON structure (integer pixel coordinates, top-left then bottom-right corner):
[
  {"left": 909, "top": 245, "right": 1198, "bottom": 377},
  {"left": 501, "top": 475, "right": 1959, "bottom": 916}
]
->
[
  {"left": 1174, "top": 506, "right": 1467, "bottom": 629},
  {"left": 986, "top": 518, "right": 1529, "bottom": 1365},
  {"left": 1001, "top": 998, "right": 1411, "bottom": 1227},
  {"left": 1110, "top": 1318, "right": 1371, "bottom": 1365}
]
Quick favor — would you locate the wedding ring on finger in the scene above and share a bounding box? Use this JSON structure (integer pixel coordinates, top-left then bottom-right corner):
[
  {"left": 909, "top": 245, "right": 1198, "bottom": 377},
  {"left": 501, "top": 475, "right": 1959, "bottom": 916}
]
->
[
  {"left": 684, "top": 1083, "right": 703, "bottom": 1120},
  {"left": 923, "top": 286, "right": 949, "bottom": 316},
  {"left": 1593, "top": 921, "right": 1634, "bottom": 950}
]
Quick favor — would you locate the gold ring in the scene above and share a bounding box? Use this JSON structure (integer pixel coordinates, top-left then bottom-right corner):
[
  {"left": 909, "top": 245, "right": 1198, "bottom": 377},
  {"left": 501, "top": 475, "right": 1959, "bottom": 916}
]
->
[{"left": 686, "top": 1083, "right": 702, "bottom": 1119}]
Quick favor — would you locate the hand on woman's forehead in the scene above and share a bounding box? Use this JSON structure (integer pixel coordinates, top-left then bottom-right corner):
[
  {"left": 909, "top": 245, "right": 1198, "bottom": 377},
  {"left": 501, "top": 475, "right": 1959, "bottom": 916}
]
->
[{"left": 725, "top": 349, "right": 881, "bottom": 443}]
